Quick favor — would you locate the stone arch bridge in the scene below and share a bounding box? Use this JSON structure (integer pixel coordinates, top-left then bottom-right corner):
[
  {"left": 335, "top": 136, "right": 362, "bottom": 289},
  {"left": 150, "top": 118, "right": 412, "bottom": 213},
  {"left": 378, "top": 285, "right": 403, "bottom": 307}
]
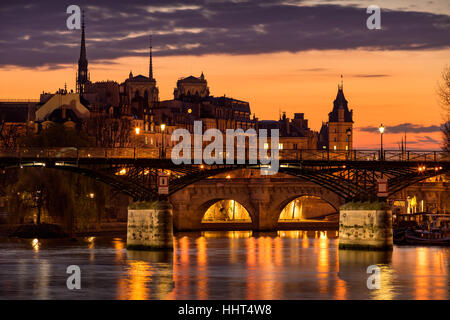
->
[{"left": 170, "top": 177, "right": 343, "bottom": 231}]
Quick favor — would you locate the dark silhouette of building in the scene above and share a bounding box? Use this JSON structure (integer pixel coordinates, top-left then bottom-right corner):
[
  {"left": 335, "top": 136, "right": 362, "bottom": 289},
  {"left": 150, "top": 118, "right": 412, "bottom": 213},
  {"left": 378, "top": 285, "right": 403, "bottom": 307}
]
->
[
  {"left": 259, "top": 112, "right": 318, "bottom": 150},
  {"left": 150, "top": 73, "right": 257, "bottom": 133}
]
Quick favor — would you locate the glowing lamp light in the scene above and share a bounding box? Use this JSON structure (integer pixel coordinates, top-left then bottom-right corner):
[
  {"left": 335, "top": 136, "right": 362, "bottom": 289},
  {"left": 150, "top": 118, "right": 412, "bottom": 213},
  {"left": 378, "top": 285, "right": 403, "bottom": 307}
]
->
[
  {"left": 378, "top": 124, "right": 385, "bottom": 134},
  {"left": 89, "top": 193, "right": 95, "bottom": 199},
  {"left": 226, "top": 175, "right": 231, "bottom": 179},
  {"left": 160, "top": 124, "right": 166, "bottom": 132},
  {"left": 135, "top": 127, "right": 140, "bottom": 135}
]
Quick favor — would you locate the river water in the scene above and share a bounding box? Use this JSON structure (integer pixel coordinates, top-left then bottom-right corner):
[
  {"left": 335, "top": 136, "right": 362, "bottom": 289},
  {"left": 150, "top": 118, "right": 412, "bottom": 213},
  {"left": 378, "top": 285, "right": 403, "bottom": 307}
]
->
[{"left": 0, "top": 231, "right": 448, "bottom": 300}]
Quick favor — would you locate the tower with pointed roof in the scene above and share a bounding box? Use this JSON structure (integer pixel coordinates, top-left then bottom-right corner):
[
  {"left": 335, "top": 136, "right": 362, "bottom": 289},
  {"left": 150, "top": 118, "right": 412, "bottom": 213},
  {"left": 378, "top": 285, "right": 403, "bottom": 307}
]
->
[
  {"left": 76, "top": 11, "right": 89, "bottom": 93},
  {"left": 327, "top": 76, "right": 353, "bottom": 151},
  {"left": 149, "top": 35, "right": 154, "bottom": 80},
  {"left": 119, "top": 34, "right": 159, "bottom": 131}
]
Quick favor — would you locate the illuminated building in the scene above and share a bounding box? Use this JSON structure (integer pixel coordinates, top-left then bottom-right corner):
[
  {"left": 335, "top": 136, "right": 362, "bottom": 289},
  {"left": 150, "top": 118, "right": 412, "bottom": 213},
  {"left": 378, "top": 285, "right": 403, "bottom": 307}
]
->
[{"left": 318, "top": 79, "right": 354, "bottom": 151}]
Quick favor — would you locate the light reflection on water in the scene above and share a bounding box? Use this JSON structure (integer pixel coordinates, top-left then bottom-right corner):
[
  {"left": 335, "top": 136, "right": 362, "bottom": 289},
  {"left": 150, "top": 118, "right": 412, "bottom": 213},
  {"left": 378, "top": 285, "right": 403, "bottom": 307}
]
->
[{"left": 0, "top": 231, "right": 448, "bottom": 300}]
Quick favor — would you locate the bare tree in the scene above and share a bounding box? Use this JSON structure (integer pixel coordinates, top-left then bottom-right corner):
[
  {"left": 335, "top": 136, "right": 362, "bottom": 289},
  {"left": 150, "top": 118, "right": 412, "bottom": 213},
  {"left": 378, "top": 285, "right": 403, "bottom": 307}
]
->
[
  {"left": 437, "top": 66, "right": 450, "bottom": 151},
  {"left": 89, "top": 112, "right": 132, "bottom": 148},
  {"left": 0, "top": 121, "right": 22, "bottom": 150}
]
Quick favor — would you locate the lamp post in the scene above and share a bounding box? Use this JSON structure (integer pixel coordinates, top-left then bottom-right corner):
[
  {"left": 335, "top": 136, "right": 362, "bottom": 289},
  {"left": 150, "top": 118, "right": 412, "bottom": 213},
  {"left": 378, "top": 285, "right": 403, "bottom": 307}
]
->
[
  {"left": 134, "top": 127, "right": 141, "bottom": 153},
  {"left": 346, "top": 128, "right": 351, "bottom": 159},
  {"left": 160, "top": 124, "right": 166, "bottom": 158},
  {"left": 379, "top": 124, "right": 385, "bottom": 160}
]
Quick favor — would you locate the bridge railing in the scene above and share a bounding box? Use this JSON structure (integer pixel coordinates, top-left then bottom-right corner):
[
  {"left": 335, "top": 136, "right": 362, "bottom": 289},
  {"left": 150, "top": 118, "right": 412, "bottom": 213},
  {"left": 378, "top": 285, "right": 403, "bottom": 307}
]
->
[
  {"left": 0, "top": 147, "right": 448, "bottom": 162},
  {"left": 384, "top": 151, "right": 450, "bottom": 162},
  {"left": 278, "top": 150, "right": 381, "bottom": 161}
]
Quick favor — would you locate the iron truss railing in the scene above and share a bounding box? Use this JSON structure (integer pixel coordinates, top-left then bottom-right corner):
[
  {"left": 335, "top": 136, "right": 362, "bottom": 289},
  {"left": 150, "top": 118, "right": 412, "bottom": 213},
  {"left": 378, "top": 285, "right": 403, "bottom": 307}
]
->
[
  {"left": 0, "top": 147, "right": 449, "bottom": 162},
  {"left": 0, "top": 148, "right": 448, "bottom": 201}
]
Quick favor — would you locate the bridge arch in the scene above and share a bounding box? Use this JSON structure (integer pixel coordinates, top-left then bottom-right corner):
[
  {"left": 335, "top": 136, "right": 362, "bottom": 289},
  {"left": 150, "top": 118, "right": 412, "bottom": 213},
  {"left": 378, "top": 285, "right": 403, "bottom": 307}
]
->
[
  {"left": 201, "top": 199, "right": 253, "bottom": 223},
  {"left": 170, "top": 178, "right": 345, "bottom": 231},
  {"left": 277, "top": 195, "right": 338, "bottom": 222}
]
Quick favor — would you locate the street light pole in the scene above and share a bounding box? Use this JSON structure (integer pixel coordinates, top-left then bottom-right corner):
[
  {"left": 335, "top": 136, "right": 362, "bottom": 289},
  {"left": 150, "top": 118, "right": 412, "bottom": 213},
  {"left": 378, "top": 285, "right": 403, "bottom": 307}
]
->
[
  {"left": 160, "top": 124, "right": 166, "bottom": 158},
  {"left": 379, "top": 124, "right": 385, "bottom": 160},
  {"left": 346, "top": 128, "right": 351, "bottom": 160}
]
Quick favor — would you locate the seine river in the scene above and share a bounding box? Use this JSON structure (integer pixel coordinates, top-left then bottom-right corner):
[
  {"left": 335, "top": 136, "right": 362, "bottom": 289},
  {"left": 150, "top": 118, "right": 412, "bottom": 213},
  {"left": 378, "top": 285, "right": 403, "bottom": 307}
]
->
[{"left": 0, "top": 231, "right": 448, "bottom": 300}]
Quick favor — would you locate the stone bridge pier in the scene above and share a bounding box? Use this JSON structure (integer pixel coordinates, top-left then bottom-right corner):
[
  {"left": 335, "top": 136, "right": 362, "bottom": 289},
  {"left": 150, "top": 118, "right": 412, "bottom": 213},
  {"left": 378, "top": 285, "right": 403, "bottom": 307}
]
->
[{"left": 169, "top": 178, "right": 344, "bottom": 231}]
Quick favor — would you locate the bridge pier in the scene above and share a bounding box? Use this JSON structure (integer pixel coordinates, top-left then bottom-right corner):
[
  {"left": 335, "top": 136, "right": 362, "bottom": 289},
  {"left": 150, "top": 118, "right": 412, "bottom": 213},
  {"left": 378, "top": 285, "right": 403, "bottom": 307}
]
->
[
  {"left": 126, "top": 200, "right": 173, "bottom": 251},
  {"left": 338, "top": 202, "right": 393, "bottom": 250},
  {"left": 251, "top": 201, "right": 277, "bottom": 231}
]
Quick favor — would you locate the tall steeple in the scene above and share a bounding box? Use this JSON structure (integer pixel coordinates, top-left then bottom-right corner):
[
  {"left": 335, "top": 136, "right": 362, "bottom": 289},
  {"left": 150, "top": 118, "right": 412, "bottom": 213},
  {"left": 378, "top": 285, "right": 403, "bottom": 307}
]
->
[
  {"left": 77, "top": 10, "right": 89, "bottom": 93},
  {"left": 149, "top": 34, "right": 153, "bottom": 80}
]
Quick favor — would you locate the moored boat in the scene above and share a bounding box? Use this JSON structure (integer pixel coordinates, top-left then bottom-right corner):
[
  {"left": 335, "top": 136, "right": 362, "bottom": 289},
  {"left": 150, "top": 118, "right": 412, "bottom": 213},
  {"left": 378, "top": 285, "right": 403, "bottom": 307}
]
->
[{"left": 404, "top": 228, "right": 450, "bottom": 246}]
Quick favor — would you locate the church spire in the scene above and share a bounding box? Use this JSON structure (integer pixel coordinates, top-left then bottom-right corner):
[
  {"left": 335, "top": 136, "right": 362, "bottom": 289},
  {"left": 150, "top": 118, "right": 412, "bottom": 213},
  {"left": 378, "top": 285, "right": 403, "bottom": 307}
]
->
[
  {"left": 80, "top": 10, "right": 86, "bottom": 62},
  {"left": 77, "top": 10, "right": 89, "bottom": 93},
  {"left": 149, "top": 34, "right": 153, "bottom": 80}
]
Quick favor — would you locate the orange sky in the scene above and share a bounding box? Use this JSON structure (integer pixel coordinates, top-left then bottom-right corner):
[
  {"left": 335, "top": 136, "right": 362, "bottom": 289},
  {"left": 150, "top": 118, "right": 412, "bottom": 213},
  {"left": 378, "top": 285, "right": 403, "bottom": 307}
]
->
[{"left": 0, "top": 48, "right": 448, "bottom": 149}]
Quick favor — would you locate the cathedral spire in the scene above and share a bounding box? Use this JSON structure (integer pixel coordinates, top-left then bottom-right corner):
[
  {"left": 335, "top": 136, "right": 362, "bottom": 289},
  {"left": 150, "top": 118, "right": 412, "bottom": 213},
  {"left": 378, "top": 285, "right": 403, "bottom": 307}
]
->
[
  {"left": 77, "top": 9, "right": 89, "bottom": 93},
  {"left": 80, "top": 10, "right": 86, "bottom": 62},
  {"left": 149, "top": 34, "right": 153, "bottom": 80}
]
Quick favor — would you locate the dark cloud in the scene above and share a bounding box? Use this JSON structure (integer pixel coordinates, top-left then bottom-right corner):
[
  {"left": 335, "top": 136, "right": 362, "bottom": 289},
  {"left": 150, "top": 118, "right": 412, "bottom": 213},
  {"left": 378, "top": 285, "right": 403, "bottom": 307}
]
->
[
  {"left": 357, "top": 123, "right": 447, "bottom": 134},
  {"left": 352, "top": 74, "right": 390, "bottom": 78},
  {"left": 405, "top": 135, "right": 440, "bottom": 145},
  {"left": 297, "top": 68, "right": 329, "bottom": 72},
  {"left": 0, "top": 0, "right": 449, "bottom": 68}
]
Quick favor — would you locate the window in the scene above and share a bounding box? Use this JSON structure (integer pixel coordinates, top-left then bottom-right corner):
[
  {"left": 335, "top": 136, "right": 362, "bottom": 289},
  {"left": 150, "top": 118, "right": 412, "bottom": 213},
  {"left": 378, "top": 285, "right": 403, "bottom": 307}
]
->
[
  {"left": 278, "top": 143, "right": 283, "bottom": 150},
  {"left": 333, "top": 145, "right": 337, "bottom": 150},
  {"left": 345, "top": 145, "right": 348, "bottom": 150},
  {"left": 293, "top": 144, "right": 298, "bottom": 150},
  {"left": 264, "top": 143, "right": 269, "bottom": 150}
]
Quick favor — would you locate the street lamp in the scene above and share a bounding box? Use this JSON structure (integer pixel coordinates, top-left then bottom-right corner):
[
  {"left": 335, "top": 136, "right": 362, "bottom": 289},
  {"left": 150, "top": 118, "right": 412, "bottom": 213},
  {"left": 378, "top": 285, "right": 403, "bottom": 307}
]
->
[
  {"left": 379, "top": 124, "right": 385, "bottom": 160},
  {"left": 160, "top": 124, "right": 166, "bottom": 158},
  {"left": 346, "top": 128, "right": 351, "bottom": 159}
]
